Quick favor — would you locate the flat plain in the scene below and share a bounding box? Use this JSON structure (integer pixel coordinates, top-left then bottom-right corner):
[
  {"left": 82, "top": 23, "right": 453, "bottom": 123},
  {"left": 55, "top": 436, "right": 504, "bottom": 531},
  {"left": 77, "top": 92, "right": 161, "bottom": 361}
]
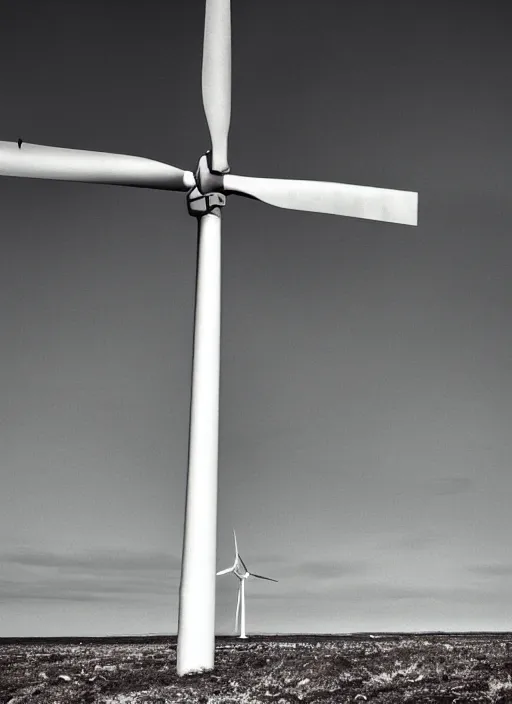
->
[{"left": 2, "top": 634, "right": 512, "bottom": 703}]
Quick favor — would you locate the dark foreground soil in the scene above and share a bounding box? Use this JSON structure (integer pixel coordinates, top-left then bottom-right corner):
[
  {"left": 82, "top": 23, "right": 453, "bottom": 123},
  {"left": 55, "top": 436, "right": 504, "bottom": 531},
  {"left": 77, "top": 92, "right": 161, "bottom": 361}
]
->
[{"left": 2, "top": 634, "right": 512, "bottom": 703}]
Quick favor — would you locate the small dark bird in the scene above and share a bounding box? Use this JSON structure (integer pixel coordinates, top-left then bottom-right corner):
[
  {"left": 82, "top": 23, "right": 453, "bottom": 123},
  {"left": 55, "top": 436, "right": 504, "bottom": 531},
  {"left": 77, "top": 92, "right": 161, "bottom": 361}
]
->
[{"left": 18, "top": 138, "right": 23, "bottom": 149}]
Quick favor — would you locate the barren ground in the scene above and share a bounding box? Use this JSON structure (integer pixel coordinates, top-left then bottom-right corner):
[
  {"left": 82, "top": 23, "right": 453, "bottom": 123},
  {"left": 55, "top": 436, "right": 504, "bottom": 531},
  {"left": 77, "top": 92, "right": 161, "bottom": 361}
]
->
[{"left": 2, "top": 634, "right": 512, "bottom": 703}]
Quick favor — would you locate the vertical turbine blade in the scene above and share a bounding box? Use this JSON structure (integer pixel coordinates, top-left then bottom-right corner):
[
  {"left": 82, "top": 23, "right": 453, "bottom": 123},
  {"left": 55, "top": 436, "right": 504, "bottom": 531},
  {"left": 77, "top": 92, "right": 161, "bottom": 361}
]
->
[
  {"left": 202, "top": 0, "right": 231, "bottom": 173},
  {"left": 233, "top": 529, "right": 239, "bottom": 561}
]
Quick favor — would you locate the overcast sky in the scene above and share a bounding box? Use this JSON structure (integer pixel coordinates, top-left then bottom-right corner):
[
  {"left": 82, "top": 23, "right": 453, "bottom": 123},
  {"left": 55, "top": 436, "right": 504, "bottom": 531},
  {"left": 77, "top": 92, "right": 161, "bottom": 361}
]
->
[{"left": 1, "top": 0, "right": 511, "bottom": 637}]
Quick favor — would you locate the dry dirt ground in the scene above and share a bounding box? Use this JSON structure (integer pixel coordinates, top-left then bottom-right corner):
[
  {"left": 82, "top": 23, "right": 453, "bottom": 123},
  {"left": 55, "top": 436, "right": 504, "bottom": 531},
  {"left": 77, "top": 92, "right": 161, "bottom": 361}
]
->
[{"left": 2, "top": 634, "right": 512, "bottom": 703}]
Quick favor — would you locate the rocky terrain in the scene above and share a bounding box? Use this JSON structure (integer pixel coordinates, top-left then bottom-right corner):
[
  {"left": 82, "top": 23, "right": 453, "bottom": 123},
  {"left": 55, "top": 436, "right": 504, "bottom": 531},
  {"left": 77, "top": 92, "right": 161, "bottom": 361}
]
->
[{"left": 2, "top": 634, "right": 512, "bottom": 703}]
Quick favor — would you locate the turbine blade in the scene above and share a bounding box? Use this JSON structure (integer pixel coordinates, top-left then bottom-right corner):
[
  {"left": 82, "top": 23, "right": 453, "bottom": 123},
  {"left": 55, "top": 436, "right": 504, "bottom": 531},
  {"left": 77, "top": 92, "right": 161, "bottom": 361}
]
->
[
  {"left": 202, "top": 0, "right": 231, "bottom": 173},
  {"left": 224, "top": 174, "right": 418, "bottom": 226},
  {"left": 238, "top": 554, "right": 248, "bottom": 572},
  {"left": 250, "top": 572, "right": 278, "bottom": 583},
  {"left": 0, "top": 141, "right": 194, "bottom": 191},
  {"left": 235, "top": 583, "right": 241, "bottom": 631},
  {"left": 233, "top": 529, "right": 238, "bottom": 560},
  {"left": 216, "top": 566, "right": 234, "bottom": 576}
]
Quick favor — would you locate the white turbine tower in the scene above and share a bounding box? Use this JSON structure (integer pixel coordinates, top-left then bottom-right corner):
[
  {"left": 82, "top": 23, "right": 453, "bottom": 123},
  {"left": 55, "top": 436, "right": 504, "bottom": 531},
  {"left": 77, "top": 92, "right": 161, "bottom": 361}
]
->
[
  {"left": 0, "top": 0, "right": 419, "bottom": 676},
  {"left": 217, "top": 531, "right": 278, "bottom": 639}
]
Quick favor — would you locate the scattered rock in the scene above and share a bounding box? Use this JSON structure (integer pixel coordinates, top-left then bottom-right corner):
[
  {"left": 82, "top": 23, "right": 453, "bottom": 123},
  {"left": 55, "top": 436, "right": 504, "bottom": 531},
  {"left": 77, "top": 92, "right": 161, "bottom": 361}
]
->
[{"left": 94, "top": 663, "right": 117, "bottom": 672}]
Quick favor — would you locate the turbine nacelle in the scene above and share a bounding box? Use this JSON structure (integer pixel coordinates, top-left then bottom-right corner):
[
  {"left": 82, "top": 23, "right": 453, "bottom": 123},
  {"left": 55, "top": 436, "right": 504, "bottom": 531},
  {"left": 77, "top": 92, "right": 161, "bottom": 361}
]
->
[
  {"left": 186, "top": 151, "right": 227, "bottom": 218},
  {"left": 234, "top": 565, "right": 250, "bottom": 580}
]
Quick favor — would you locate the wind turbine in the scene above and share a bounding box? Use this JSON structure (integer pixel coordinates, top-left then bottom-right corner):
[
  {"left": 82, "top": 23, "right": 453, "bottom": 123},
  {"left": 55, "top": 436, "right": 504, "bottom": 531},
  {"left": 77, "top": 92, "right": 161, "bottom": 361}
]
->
[
  {"left": 217, "top": 531, "right": 278, "bottom": 639},
  {"left": 0, "top": 0, "right": 419, "bottom": 677}
]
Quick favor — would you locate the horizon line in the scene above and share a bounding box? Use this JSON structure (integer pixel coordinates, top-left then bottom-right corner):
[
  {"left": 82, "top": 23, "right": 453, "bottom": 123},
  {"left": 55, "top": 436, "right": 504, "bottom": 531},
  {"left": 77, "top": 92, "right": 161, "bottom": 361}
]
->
[{"left": 3, "top": 630, "right": 512, "bottom": 640}]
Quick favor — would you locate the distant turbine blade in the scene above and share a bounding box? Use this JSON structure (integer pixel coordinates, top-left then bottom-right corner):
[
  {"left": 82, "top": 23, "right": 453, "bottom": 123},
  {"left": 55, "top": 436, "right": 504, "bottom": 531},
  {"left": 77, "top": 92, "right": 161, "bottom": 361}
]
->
[
  {"left": 238, "top": 554, "right": 248, "bottom": 572},
  {"left": 0, "top": 141, "right": 195, "bottom": 191},
  {"left": 250, "top": 572, "right": 278, "bottom": 583},
  {"left": 233, "top": 529, "right": 238, "bottom": 559},
  {"left": 216, "top": 566, "right": 234, "bottom": 576},
  {"left": 224, "top": 174, "right": 418, "bottom": 226},
  {"left": 235, "top": 583, "right": 241, "bottom": 630},
  {"left": 202, "top": 0, "right": 231, "bottom": 173}
]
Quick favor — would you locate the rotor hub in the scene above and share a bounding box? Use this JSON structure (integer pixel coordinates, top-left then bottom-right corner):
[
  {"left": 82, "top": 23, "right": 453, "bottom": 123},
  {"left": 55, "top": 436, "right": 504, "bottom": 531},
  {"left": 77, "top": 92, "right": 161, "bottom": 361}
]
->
[
  {"left": 186, "top": 151, "right": 226, "bottom": 217},
  {"left": 197, "top": 151, "right": 225, "bottom": 194}
]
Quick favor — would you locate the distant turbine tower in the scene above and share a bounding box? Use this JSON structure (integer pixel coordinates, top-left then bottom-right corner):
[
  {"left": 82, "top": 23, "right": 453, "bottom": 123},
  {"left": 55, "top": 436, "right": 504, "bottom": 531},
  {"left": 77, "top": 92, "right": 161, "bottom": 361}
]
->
[
  {"left": 0, "top": 0, "right": 419, "bottom": 676},
  {"left": 217, "top": 530, "right": 278, "bottom": 639}
]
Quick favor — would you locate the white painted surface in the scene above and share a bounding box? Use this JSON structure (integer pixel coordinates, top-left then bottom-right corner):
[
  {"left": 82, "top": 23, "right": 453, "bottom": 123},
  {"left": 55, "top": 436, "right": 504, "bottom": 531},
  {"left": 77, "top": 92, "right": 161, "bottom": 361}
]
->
[
  {"left": 176, "top": 211, "right": 222, "bottom": 675},
  {"left": 202, "top": 0, "right": 231, "bottom": 173},
  {"left": 0, "top": 140, "right": 192, "bottom": 191},
  {"left": 224, "top": 174, "right": 418, "bottom": 226},
  {"left": 240, "top": 578, "right": 247, "bottom": 639}
]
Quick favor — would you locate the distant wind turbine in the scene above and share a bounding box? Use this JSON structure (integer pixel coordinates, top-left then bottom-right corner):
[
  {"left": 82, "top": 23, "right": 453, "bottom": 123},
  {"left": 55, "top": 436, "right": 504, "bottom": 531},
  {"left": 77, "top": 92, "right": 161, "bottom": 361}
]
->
[
  {"left": 217, "top": 531, "right": 278, "bottom": 639},
  {"left": 0, "top": 0, "right": 419, "bottom": 676}
]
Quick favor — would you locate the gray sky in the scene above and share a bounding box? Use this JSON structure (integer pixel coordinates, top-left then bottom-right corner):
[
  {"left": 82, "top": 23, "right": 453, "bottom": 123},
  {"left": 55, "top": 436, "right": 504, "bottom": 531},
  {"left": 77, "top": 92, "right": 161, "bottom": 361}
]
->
[{"left": 1, "top": 0, "right": 512, "bottom": 636}]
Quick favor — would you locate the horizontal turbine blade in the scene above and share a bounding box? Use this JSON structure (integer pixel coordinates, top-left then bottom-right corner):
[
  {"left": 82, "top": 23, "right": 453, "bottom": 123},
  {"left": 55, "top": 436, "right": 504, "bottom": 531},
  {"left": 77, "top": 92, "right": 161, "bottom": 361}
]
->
[
  {"left": 202, "top": 0, "right": 231, "bottom": 173},
  {"left": 224, "top": 174, "right": 418, "bottom": 226},
  {"left": 0, "top": 141, "right": 195, "bottom": 191},
  {"left": 216, "top": 566, "right": 234, "bottom": 576},
  {"left": 250, "top": 572, "right": 278, "bottom": 583}
]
